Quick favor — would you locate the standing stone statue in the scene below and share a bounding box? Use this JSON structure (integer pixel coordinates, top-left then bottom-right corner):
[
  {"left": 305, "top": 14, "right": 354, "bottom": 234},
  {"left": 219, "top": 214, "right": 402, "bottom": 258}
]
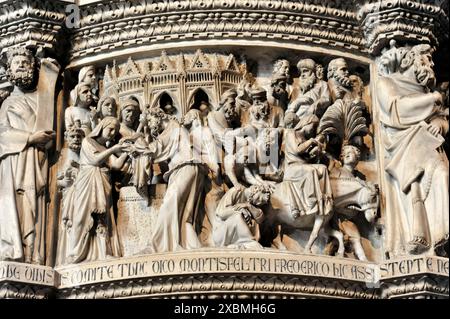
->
[
  {"left": 0, "top": 47, "right": 59, "bottom": 264},
  {"left": 213, "top": 185, "right": 270, "bottom": 249},
  {"left": 56, "top": 117, "right": 128, "bottom": 265},
  {"left": 376, "top": 44, "right": 449, "bottom": 257},
  {"left": 143, "top": 108, "right": 209, "bottom": 253},
  {"left": 327, "top": 58, "right": 353, "bottom": 102},
  {"left": 288, "top": 59, "right": 331, "bottom": 119}
]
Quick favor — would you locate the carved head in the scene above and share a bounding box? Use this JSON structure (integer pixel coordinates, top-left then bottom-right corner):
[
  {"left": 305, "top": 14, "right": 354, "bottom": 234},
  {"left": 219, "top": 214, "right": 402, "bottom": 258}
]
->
[
  {"left": 65, "top": 123, "right": 85, "bottom": 153},
  {"left": 399, "top": 44, "right": 436, "bottom": 88},
  {"left": 74, "top": 82, "right": 94, "bottom": 109},
  {"left": 250, "top": 88, "right": 270, "bottom": 120},
  {"left": 248, "top": 184, "right": 271, "bottom": 207},
  {"left": 295, "top": 114, "right": 320, "bottom": 138},
  {"left": 90, "top": 116, "right": 120, "bottom": 144},
  {"left": 273, "top": 59, "right": 291, "bottom": 79},
  {"left": 119, "top": 98, "right": 140, "bottom": 127},
  {"left": 78, "top": 66, "right": 96, "bottom": 88},
  {"left": 328, "top": 58, "right": 351, "bottom": 88},
  {"left": 297, "top": 59, "right": 321, "bottom": 93},
  {"left": 284, "top": 111, "right": 299, "bottom": 129},
  {"left": 98, "top": 96, "right": 117, "bottom": 118},
  {"left": 183, "top": 109, "right": 203, "bottom": 129},
  {"left": 270, "top": 74, "right": 288, "bottom": 100},
  {"left": 146, "top": 107, "right": 169, "bottom": 138},
  {"left": 219, "top": 89, "right": 239, "bottom": 123},
  {"left": 341, "top": 145, "right": 361, "bottom": 169},
  {"left": 6, "top": 47, "right": 36, "bottom": 90}
]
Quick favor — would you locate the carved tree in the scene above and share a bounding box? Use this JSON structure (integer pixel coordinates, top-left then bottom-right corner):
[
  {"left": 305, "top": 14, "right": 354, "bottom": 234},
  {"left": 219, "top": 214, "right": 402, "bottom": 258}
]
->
[{"left": 318, "top": 99, "right": 368, "bottom": 148}]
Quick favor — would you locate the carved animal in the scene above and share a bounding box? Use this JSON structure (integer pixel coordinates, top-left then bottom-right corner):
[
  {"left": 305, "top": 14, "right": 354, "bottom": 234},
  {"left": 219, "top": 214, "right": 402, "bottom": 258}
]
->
[
  {"left": 328, "top": 174, "right": 379, "bottom": 260},
  {"left": 261, "top": 176, "right": 379, "bottom": 259}
]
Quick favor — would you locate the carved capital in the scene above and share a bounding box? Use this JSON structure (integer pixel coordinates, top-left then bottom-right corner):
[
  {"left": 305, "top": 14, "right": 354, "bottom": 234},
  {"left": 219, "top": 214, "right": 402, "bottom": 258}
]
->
[{"left": 357, "top": 0, "right": 449, "bottom": 56}]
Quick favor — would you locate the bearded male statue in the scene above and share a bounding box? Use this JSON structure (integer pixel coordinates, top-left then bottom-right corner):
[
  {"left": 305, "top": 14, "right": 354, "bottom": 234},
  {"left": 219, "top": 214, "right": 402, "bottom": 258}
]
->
[
  {"left": 376, "top": 44, "right": 449, "bottom": 257},
  {"left": 288, "top": 58, "right": 331, "bottom": 119},
  {"left": 0, "top": 47, "right": 60, "bottom": 264},
  {"left": 327, "top": 58, "right": 353, "bottom": 102}
]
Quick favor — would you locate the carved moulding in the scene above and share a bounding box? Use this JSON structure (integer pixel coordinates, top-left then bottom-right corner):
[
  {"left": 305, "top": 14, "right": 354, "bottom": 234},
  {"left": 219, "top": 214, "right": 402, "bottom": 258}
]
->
[
  {"left": 68, "top": 0, "right": 367, "bottom": 65},
  {"left": 0, "top": 262, "right": 56, "bottom": 299},
  {"left": 52, "top": 252, "right": 449, "bottom": 299},
  {"left": 55, "top": 250, "right": 380, "bottom": 299},
  {"left": 358, "top": 0, "right": 449, "bottom": 55},
  {"left": 0, "top": 0, "right": 67, "bottom": 53}
]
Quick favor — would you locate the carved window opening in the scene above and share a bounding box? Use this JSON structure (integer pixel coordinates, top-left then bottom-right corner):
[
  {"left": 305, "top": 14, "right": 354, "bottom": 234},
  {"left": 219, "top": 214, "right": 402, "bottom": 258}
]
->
[
  {"left": 158, "top": 92, "right": 177, "bottom": 116},
  {"left": 190, "top": 89, "right": 211, "bottom": 112}
]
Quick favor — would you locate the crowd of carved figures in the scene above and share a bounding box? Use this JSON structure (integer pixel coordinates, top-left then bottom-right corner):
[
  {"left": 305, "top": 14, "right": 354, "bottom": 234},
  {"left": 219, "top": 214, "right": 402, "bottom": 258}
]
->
[{"left": 0, "top": 43, "right": 448, "bottom": 267}]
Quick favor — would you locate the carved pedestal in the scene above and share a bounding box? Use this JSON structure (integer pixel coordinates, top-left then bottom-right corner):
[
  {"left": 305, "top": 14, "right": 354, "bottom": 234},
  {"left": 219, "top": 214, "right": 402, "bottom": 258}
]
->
[{"left": 117, "top": 185, "right": 167, "bottom": 257}]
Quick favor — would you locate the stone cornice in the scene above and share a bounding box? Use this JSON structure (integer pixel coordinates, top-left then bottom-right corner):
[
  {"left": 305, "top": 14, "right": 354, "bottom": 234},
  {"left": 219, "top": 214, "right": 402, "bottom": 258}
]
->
[
  {"left": 68, "top": 0, "right": 367, "bottom": 64},
  {"left": 1, "top": 253, "right": 448, "bottom": 299},
  {"left": 0, "top": 0, "right": 67, "bottom": 54},
  {"left": 358, "top": 0, "right": 449, "bottom": 55}
]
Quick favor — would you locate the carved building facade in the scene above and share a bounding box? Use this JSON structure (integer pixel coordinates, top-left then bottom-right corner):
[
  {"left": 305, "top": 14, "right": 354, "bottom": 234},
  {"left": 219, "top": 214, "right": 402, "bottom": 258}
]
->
[{"left": 0, "top": 0, "right": 448, "bottom": 299}]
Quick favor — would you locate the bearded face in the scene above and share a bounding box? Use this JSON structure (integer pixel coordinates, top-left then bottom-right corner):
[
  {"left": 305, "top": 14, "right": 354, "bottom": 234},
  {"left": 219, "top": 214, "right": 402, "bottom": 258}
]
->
[
  {"left": 252, "top": 101, "right": 270, "bottom": 121},
  {"left": 299, "top": 67, "right": 317, "bottom": 94},
  {"left": 413, "top": 53, "right": 436, "bottom": 88},
  {"left": 222, "top": 99, "right": 239, "bottom": 124},
  {"left": 67, "top": 131, "right": 83, "bottom": 153},
  {"left": 148, "top": 116, "right": 162, "bottom": 138},
  {"left": 272, "top": 79, "right": 288, "bottom": 99},
  {"left": 7, "top": 55, "right": 36, "bottom": 90},
  {"left": 332, "top": 63, "right": 351, "bottom": 88}
]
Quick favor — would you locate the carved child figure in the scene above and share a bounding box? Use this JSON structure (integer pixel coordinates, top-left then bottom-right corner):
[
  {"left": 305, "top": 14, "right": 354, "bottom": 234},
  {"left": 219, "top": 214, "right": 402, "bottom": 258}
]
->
[{"left": 329, "top": 145, "right": 379, "bottom": 261}]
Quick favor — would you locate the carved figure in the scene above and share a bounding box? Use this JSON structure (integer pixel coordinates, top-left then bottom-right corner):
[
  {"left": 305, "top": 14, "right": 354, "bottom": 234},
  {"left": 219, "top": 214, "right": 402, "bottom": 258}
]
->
[
  {"left": 65, "top": 82, "right": 96, "bottom": 135},
  {"left": 329, "top": 145, "right": 379, "bottom": 261},
  {"left": 119, "top": 98, "right": 141, "bottom": 138},
  {"left": 327, "top": 58, "right": 352, "bottom": 102},
  {"left": 57, "top": 123, "right": 84, "bottom": 191},
  {"left": 266, "top": 114, "right": 335, "bottom": 254},
  {"left": 376, "top": 44, "right": 449, "bottom": 257},
  {"left": 144, "top": 108, "right": 210, "bottom": 252},
  {"left": 213, "top": 185, "right": 270, "bottom": 249},
  {"left": 56, "top": 117, "right": 127, "bottom": 265},
  {"left": 288, "top": 59, "right": 331, "bottom": 119},
  {"left": 0, "top": 47, "right": 59, "bottom": 264},
  {"left": 97, "top": 96, "right": 118, "bottom": 120}
]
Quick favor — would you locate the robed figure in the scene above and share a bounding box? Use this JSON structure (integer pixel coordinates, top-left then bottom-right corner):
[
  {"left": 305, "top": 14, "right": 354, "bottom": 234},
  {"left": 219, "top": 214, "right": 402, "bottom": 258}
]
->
[
  {"left": 376, "top": 44, "right": 449, "bottom": 256},
  {"left": 0, "top": 48, "right": 59, "bottom": 264}
]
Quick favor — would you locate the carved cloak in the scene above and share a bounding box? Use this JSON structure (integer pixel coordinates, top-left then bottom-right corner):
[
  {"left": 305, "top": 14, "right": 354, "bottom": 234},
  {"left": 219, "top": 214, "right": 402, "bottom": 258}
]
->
[{"left": 0, "top": 88, "right": 47, "bottom": 264}]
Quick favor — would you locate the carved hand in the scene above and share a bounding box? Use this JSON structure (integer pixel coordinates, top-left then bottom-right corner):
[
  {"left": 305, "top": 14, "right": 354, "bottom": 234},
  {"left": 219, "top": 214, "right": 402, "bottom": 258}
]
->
[
  {"left": 111, "top": 143, "right": 129, "bottom": 154},
  {"left": 28, "top": 130, "right": 56, "bottom": 147},
  {"left": 427, "top": 121, "right": 443, "bottom": 138}
]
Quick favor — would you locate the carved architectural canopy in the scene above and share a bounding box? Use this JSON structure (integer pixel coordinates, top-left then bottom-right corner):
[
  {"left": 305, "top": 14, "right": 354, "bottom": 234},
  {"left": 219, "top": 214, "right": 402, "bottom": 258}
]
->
[{"left": 0, "top": 0, "right": 448, "bottom": 300}]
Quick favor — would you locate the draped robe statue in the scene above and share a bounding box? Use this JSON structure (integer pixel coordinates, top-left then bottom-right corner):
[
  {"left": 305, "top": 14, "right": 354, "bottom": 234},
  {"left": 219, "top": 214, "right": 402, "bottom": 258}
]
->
[
  {"left": 376, "top": 44, "right": 449, "bottom": 256},
  {"left": 0, "top": 48, "right": 59, "bottom": 264}
]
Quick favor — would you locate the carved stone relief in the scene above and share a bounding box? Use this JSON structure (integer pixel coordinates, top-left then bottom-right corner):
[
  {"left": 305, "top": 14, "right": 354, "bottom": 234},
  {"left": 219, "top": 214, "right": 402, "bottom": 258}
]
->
[{"left": 0, "top": 0, "right": 448, "bottom": 300}]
